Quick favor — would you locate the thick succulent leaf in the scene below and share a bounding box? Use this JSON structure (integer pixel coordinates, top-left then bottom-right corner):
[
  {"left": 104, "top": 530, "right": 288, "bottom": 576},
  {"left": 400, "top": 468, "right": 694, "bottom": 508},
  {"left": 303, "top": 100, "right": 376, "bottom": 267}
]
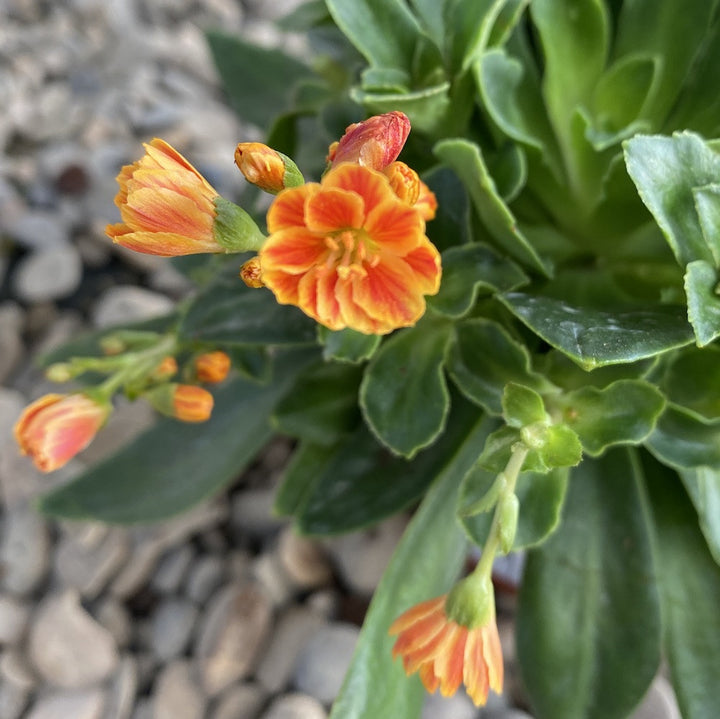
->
[
  {"left": 39, "top": 350, "right": 317, "bottom": 523},
  {"left": 645, "top": 403, "right": 720, "bottom": 470},
  {"left": 461, "top": 466, "right": 568, "bottom": 550},
  {"left": 693, "top": 184, "right": 720, "bottom": 266},
  {"left": 206, "top": 31, "right": 314, "bottom": 128},
  {"left": 684, "top": 259, "right": 720, "bottom": 346},
  {"left": 296, "top": 399, "right": 492, "bottom": 535},
  {"left": 428, "top": 243, "right": 528, "bottom": 318},
  {"left": 661, "top": 345, "right": 720, "bottom": 422},
  {"left": 327, "top": 414, "right": 483, "bottom": 719},
  {"left": 272, "top": 361, "right": 362, "bottom": 445},
  {"left": 360, "top": 321, "right": 452, "bottom": 458},
  {"left": 558, "top": 379, "right": 666, "bottom": 456},
  {"left": 518, "top": 450, "right": 661, "bottom": 719},
  {"left": 644, "top": 453, "right": 720, "bottom": 719},
  {"left": 500, "top": 292, "right": 694, "bottom": 369},
  {"left": 318, "top": 327, "right": 381, "bottom": 364},
  {"left": 447, "top": 317, "right": 550, "bottom": 415},
  {"left": 677, "top": 466, "right": 720, "bottom": 566},
  {"left": 540, "top": 351, "right": 656, "bottom": 392},
  {"left": 447, "top": 0, "right": 505, "bottom": 72},
  {"left": 624, "top": 132, "right": 720, "bottom": 266},
  {"left": 434, "top": 138, "right": 551, "bottom": 276},
  {"left": 274, "top": 442, "right": 331, "bottom": 518},
  {"left": 423, "top": 166, "right": 471, "bottom": 253}
]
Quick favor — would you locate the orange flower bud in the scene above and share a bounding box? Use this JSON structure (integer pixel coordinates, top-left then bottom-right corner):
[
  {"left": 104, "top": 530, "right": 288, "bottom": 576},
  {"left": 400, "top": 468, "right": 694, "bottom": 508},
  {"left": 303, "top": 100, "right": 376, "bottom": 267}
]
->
[
  {"left": 151, "top": 356, "right": 178, "bottom": 382},
  {"left": 383, "top": 161, "right": 421, "bottom": 206},
  {"left": 106, "top": 139, "right": 265, "bottom": 256},
  {"left": 234, "top": 143, "right": 303, "bottom": 194},
  {"left": 194, "top": 351, "right": 231, "bottom": 384},
  {"left": 329, "top": 111, "right": 411, "bottom": 171},
  {"left": 173, "top": 385, "right": 214, "bottom": 422},
  {"left": 14, "top": 393, "right": 110, "bottom": 472},
  {"left": 240, "top": 256, "right": 264, "bottom": 288}
]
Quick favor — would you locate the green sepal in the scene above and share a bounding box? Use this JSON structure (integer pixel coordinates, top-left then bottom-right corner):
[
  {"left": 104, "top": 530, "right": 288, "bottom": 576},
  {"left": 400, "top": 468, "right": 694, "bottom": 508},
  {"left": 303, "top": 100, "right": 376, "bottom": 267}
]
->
[
  {"left": 502, "top": 383, "right": 547, "bottom": 428},
  {"left": 212, "top": 197, "right": 266, "bottom": 253},
  {"left": 278, "top": 151, "right": 305, "bottom": 189},
  {"left": 446, "top": 572, "right": 493, "bottom": 629}
]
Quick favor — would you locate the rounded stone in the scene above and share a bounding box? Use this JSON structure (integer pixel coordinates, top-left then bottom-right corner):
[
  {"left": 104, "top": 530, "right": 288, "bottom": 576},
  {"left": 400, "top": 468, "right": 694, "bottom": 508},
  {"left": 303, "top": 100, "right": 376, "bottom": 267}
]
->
[
  {"left": 92, "top": 286, "right": 174, "bottom": 328},
  {"left": 149, "top": 597, "right": 199, "bottom": 661},
  {"left": 210, "top": 684, "right": 266, "bottom": 719},
  {"left": 292, "top": 623, "right": 359, "bottom": 705},
  {"left": 185, "top": 554, "right": 225, "bottom": 605},
  {"left": 0, "top": 594, "right": 30, "bottom": 645},
  {"left": 13, "top": 247, "right": 83, "bottom": 303},
  {"left": 277, "top": 527, "right": 333, "bottom": 591},
  {"left": 630, "top": 675, "right": 681, "bottom": 719},
  {"left": 5, "top": 211, "right": 70, "bottom": 251},
  {"left": 25, "top": 688, "right": 105, "bottom": 719},
  {"left": 152, "top": 661, "right": 206, "bottom": 719},
  {"left": 261, "top": 693, "right": 327, "bottom": 719},
  {"left": 0, "top": 505, "right": 50, "bottom": 596},
  {"left": 28, "top": 590, "right": 119, "bottom": 688}
]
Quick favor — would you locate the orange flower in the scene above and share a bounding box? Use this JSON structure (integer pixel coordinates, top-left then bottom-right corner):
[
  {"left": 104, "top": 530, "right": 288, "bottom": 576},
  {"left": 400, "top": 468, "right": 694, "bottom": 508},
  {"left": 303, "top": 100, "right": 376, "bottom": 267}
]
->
[
  {"left": 106, "top": 139, "right": 264, "bottom": 256},
  {"left": 260, "top": 163, "right": 441, "bottom": 335},
  {"left": 327, "top": 111, "right": 411, "bottom": 170},
  {"left": 14, "top": 393, "right": 110, "bottom": 472},
  {"left": 194, "top": 351, "right": 231, "bottom": 384},
  {"left": 172, "top": 385, "right": 214, "bottom": 422},
  {"left": 389, "top": 595, "right": 503, "bottom": 707}
]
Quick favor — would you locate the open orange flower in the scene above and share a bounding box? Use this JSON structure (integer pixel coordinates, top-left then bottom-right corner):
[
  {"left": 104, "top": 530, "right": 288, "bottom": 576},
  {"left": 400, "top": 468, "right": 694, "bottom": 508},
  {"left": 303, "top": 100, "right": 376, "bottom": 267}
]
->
[
  {"left": 106, "top": 139, "right": 264, "bottom": 256},
  {"left": 389, "top": 595, "right": 503, "bottom": 707},
  {"left": 14, "top": 393, "right": 110, "bottom": 472},
  {"left": 260, "top": 162, "right": 441, "bottom": 335}
]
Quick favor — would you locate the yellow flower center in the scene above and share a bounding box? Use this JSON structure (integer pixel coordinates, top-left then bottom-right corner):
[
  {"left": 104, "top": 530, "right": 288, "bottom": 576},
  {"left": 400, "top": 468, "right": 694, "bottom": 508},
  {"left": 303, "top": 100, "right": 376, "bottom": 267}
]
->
[{"left": 323, "top": 229, "right": 380, "bottom": 280}]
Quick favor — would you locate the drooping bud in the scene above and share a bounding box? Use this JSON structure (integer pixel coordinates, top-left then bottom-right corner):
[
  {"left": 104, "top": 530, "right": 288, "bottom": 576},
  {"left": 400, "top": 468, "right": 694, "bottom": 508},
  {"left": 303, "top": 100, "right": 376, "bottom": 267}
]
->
[
  {"left": 234, "top": 142, "right": 304, "bottom": 194},
  {"left": 328, "top": 111, "right": 411, "bottom": 170},
  {"left": 240, "top": 256, "right": 264, "bottom": 288},
  {"left": 445, "top": 571, "right": 495, "bottom": 629},
  {"left": 383, "top": 161, "right": 420, "bottom": 205},
  {"left": 144, "top": 383, "right": 214, "bottom": 422},
  {"left": 194, "top": 351, "right": 231, "bottom": 384}
]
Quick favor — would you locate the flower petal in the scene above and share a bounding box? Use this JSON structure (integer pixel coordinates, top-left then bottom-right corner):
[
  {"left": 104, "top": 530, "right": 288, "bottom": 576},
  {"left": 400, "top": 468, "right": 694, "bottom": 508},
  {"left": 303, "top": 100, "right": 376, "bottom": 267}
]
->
[
  {"left": 261, "top": 228, "right": 327, "bottom": 274},
  {"left": 304, "top": 187, "right": 365, "bottom": 233},
  {"left": 464, "top": 626, "right": 490, "bottom": 706},
  {"left": 323, "top": 163, "right": 391, "bottom": 217},
  {"left": 122, "top": 187, "right": 214, "bottom": 237},
  {"left": 267, "top": 183, "right": 318, "bottom": 232},
  {"left": 389, "top": 597, "right": 446, "bottom": 635},
  {"left": 364, "top": 198, "right": 424, "bottom": 255},
  {"left": 402, "top": 241, "right": 442, "bottom": 295},
  {"left": 109, "top": 230, "right": 220, "bottom": 256},
  {"left": 434, "top": 624, "right": 467, "bottom": 697},
  {"left": 483, "top": 619, "right": 504, "bottom": 693}
]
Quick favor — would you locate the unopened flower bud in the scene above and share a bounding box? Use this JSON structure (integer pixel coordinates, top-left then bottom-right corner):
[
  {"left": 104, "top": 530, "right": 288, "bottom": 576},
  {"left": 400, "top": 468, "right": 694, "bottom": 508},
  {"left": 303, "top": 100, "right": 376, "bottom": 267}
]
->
[
  {"left": 415, "top": 180, "right": 438, "bottom": 221},
  {"left": 150, "top": 356, "right": 178, "bottom": 382},
  {"left": 101, "top": 336, "right": 126, "bottom": 355},
  {"left": 240, "top": 256, "right": 264, "bottom": 288},
  {"left": 144, "top": 383, "right": 214, "bottom": 423},
  {"left": 497, "top": 492, "right": 519, "bottom": 555},
  {"left": 383, "top": 161, "right": 420, "bottom": 205},
  {"left": 194, "top": 351, "right": 231, "bottom": 384},
  {"left": 234, "top": 142, "right": 304, "bottom": 194},
  {"left": 45, "top": 363, "right": 74, "bottom": 383}
]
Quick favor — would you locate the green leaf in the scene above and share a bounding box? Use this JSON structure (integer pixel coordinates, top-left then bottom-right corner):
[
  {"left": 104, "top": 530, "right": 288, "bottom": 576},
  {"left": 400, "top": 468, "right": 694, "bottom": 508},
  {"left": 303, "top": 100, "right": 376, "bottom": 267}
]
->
[
  {"left": 557, "top": 379, "right": 666, "bottom": 456},
  {"left": 645, "top": 403, "right": 720, "bottom": 470},
  {"left": 434, "top": 138, "right": 551, "bottom": 276},
  {"left": 318, "top": 327, "right": 381, "bottom": 364},
  {"left": 276, "top": 0, "right": 331, "bottom": 31},
  {"left": 476, "top": 426, "right": 548, "bottom": 475},
  {"left": 179, "top": 274, "right": 317, "bottom": 347},
  {"left": 297, "top": 399, "right": 493, "bottom": 534},
  {"left": 624, "top": 132, "right": 720, "bottom": 266},
  {"left": 272, "top": 361, "right": 362, "bottom": 445},
  {"left": 39, "top": 350, "right": 317, "bottom": 523},
  {"left": 206, "top": 31, "right": 314, "bottom": 128},
  {"left": 503, "top": 383, "right": 546, "bottom": 428},
  {"left": 360, "top": 322, "right": 452, "bottom": 458},
  {"left": 500, "top": 292, "right": 694, "bottom": 369},
  {"left": 447, "top": 0, "right": 503, "bottom": 72},
  {"left": 693, "top": 184, "right": 720, "bottom": 266},
  {"left": 423, "top": 166, "right": 471, "bottom": 253},
  {"left": 662, "top": 345, "right": 720, "bottom": 421},
  {"left": 225, "top": 346, "right": 272, "bottom": 383},
  {"left": 643, "top": 453, "right": 720, "bottom": 719},
  {"left": 274, "top": 442, "right": 336, "bottom": 518},
  {"left": 685, "top": 259, "right": 720, "bottom": 346},
  {"left": 461, "top": 467, "right": 568, "bottom": 550},
  {"left": 540, "top": 350, "right": 656, "bottom": 391},
  {"left": 447, "top": 318, "right": 550, "bottom": 415},
  {"left": 518, "top": 450, "right": 661, "bottom": 719},
  {"left": 325, "top": 0, "right": 424, "bottom": 72},
  {"left": 327, "top": 417, "right": 477, "bottom": 719},
  {"left": 429, "top": 243, "right": 528, "bottom": 318},
  {"left": 677, "top": 466, "right": 720, "bottom": 566},
  {"left": 530, "top": 0, "right": 608, "bottom": 141}
]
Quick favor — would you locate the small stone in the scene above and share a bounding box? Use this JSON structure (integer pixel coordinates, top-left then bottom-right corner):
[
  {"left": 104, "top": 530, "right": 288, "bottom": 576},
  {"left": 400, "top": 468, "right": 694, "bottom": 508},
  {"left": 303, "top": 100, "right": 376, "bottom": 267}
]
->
[
  {"left": 92, "top": 286, "right": 174, "bottom": 329},
  {"left": 150, "top": 597, "right": 198, "bottom": 661},
  {"left": 277, "top": 527, "right": 333, "bottom": 591},
  {"left": 260, "top": 693, "right": 327, "bottom": 719},
  {"left": 0, "top": 594, "right": 30, "bottom": 645},
  {"left": 630, "top": 675, "right": 681, "bottom": 719},
  {"left": 5, "top": 210, "right": 70, "bottom": 251},
  {"left": 483, "top": 710, "right": 534, "bottom": 719},
  {"left": 53, "top": 526, "right": 130, "bottom": 599},
  {"left": 96, "top": 598, "right": 133, "bottom": 649},
  {"left": 185, "top": 554, "right": 225, "bottom": 605},
  {"left": 151, "top": 545, "right": 196, "bottom": 595},
  {"left": 251, "top": 554, "right": 295, "bottom": 607},
  {"left": 210, "top": 684, "right": 266, "bottom": 719},
  {"left": 0, "top": 504, "right": 50, "bottom": 596},
  {"left": 0, "top": 651, "right": 33, "bottom": 719},
  {"left": 25, "top": 688, "right": 105, "bottom": 719},
  {"left": 292, "top": 623, "right": 359, "bottom": 705},
  {"left": 103, "top": 655, "right": 138, "bottom": 719},
  {"left": 256, "top": 607, "right": 325, "bottom": 694},
  {"left": 304, "top": 591, "right": 339, "bottom": 620},
  {"left": 231, "top": 487, "right": 286, "bottom": 538},
  {"left": 0, "top": 675, "right": 30, "bottom": 719},
  {"left": 422, "top": 691, "right": 481, "bottom": 719},
  {"left": 152, "top": 661, "right": 206, "bottom": 719},
  {"left": 0, "top": 302, "right": 24, "bottom": 384},
  {"left": 195, "top": 582, "right": 273, "bottom": 696},
  {"left": 325, "top": 515, "right": 407, "bottom": 596},
  {"left": 0, "top": 388, "right": 25, "bottom": 450},
  {"left": 28, "top": 590, "right": 119, "bottom": 688}
]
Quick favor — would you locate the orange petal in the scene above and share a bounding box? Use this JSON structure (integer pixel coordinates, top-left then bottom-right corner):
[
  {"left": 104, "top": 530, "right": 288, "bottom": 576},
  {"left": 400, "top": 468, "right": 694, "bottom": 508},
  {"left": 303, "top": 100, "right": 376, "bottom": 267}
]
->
[
  {"left": 402, "top": 241, "right": 442, "bottom": 295},
  {"left": 305, "top": 187, "right": 365, "bottom": 233},
  {"left": 402, "top": 623, "right": 456, "bottom": 673},
  {"left": 434, "top": 624, "right": 467, "bottom": 697},
  {"left": 334, "top": 277, "right": 385, "bottom": 334},
  {"left": 122, "top": 187, "right": 214, "bottom": 237},
  {"left": 261, "top": 228, "right": 327, "bottom": 274},
  {"left": 267, "top": 183, "right": 318, "bottom": 232},
  {"left": 419, "top": 662, "right": 441, "bottom": 694},
  {"left": 464, "top": 626, "right": 490, "bottom": 706},
  {"left": 323, "top": 163, "right": 391, "bottom": 217},
  {"left": 261, "top": 268, "right": 304, "bottom": 306},
  {"left": 109, "top": 229, "right": 221, "bottom": 256},
  {"left": 483, "top": 620, "right": 504, "bottom": 694},
  {"left": 364, "top": 198, "right": 424, "bottom": 255},
  {"left": 391, "top": 611, "right": 447, "bottom": 658},
  {"left": 145, "top": 139, "right": 212, "bottom": 190},
  {"left": 389, "top": 597, "right": 446, "bottom": 635}
]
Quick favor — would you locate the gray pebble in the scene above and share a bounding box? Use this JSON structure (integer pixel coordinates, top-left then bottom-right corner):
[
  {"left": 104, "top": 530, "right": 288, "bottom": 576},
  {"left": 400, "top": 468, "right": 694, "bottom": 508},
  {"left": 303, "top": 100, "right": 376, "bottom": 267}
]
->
[
  {"left": 422, "top": 691, "right": 480, "bottom": 719},
  {"left": 210, "top": 684, "right": 266, "bottom": 719},
  {"left": 150, "top": 597, "right": 199, "bottom": 661},
  {"left": 151, "top": 545, "right": 196, "bottom": 595},
  {"left": 277, "top": 528, "right": 333, "bottom": 591},
  {"left": 0, "top": 302, "right": 25, "bottom": 384},
  {"left": 92, "top": 286, "right": 174, "bottom": 329},
  {"left": 152, "top": 661, "right": 206, "bottom": 719},
  {"left": 0, "top": 504, "right": 50, "bottom": 596},
  {"left": 261, "top": 693, "right": 327, "bottom": 719},
  {"left": 5, "top": 210, "right": 70, "bottom": 251},
  {"left": 96, "top": 598, "right": 133, "bottom": 649},
  {"left": 0, "top": 594, "right": 30, "bottom": 645},
  {"left": 185, "top": 554, "right": 225, "bottom": 605},
  {"left": 0, "top": 388, "right": 25, "bottom": 448},
  {"left": 630, "top": 675, "right": 681, "bottom": 719},
  {"left": 103, "top": 655, "right": 138, "bottom": 719},
  {"left": 231, "top": 487, "right": 286, "bottom": 538},
  {"left": 25, "top": 688, "right": 105, "bottom": 719},
  {"left": 0, "top": 651, "right": 34, "bottom": 719},
  {"left": 483, "top": 711, "right": 534, "bottom": 719},
  {"left": 292, "top": 623, "right": 359, "bottom": 705}
]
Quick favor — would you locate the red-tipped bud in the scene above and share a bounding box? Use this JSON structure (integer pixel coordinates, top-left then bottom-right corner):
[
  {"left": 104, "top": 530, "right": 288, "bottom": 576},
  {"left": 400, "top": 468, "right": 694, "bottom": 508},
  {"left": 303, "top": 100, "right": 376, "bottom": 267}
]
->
[
  {"left": 240, "top": 256, "right": 264, "bottom": 288},
  {"left": 194, "top": 351, "right": 231, "bottom": 384},
  {"left": 328, "top": 111, "right": 411, "bottom": 170},
  {"left": 14, "top": 393, "right": 110, "bottom": 472}
]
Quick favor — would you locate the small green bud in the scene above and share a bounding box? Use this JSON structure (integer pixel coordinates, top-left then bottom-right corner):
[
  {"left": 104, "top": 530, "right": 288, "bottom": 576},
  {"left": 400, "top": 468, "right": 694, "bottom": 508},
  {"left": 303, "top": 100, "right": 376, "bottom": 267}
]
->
[{"left": 445, "top": 572, "right": 494, "bottom": 629}]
